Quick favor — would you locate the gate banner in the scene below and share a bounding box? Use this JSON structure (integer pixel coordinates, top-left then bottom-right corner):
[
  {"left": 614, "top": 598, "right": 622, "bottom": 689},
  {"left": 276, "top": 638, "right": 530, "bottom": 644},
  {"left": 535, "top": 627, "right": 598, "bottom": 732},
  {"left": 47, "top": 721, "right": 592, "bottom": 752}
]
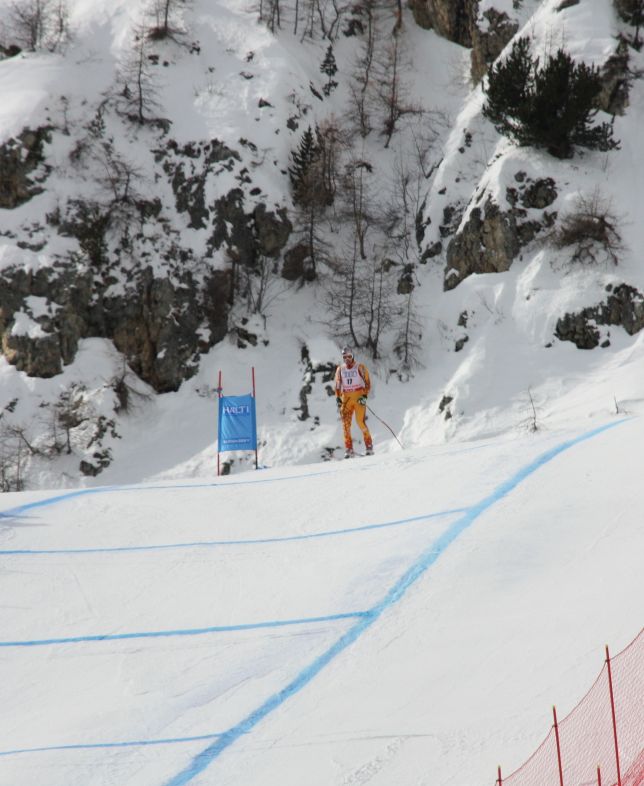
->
[{"left": 218, "top": 394, "right": 257, "bottom": 452}]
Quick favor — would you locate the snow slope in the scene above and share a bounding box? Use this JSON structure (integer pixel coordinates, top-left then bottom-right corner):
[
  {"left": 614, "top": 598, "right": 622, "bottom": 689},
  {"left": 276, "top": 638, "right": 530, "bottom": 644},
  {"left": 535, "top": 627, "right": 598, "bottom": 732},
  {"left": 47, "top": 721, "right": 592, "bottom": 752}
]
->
[{"left": 0, "top": 416, "right": 641, "bottom": 786}]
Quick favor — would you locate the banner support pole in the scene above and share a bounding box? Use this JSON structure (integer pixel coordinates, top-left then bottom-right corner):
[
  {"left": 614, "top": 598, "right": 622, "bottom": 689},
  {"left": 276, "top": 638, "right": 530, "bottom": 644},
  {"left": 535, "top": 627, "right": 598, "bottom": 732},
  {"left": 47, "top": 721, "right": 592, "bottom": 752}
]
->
[
  {"left": 217, "top": 370, "right": 222, "bottom": 477},
  {"left": 252, "top": 366, "right": 258, "bottom": 470}
]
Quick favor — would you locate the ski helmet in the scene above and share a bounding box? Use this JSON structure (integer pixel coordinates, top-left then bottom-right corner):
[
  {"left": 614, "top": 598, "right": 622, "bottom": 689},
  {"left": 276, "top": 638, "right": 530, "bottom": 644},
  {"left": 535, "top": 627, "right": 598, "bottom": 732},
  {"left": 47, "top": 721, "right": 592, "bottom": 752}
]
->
[{"left": 341, "top": 346, "right": 353, "bottom": 359}]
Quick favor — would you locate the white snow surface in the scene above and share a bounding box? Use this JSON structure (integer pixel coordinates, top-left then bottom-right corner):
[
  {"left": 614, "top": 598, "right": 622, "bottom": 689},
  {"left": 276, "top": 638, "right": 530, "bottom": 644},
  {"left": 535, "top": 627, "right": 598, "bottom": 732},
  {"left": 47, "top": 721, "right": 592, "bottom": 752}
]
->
[
  {"left": 0, "top": 1, "right": 643, "bottom": 782},
  {"left": 0, "top": 417, "right": 642, "bottom": 786}
]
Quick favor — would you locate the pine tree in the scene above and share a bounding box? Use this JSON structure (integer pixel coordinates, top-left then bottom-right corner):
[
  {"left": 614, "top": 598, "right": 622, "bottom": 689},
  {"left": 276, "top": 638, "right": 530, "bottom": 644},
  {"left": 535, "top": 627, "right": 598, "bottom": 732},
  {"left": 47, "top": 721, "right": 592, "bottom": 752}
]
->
[
  {"left": 288, "top": 126, "right": 320, "bottom": 205},
  {"left": 483, "top": 37, "right": 619, "bottom": 159},
  {"left": 288, "top": 126, "right": 329, "bottom": 280},
  {"left": 320, "top": 45, "right": 338, "bottom": 96},
  {"left": 320, "top": 44, "right": 337, "bottom": 77}
]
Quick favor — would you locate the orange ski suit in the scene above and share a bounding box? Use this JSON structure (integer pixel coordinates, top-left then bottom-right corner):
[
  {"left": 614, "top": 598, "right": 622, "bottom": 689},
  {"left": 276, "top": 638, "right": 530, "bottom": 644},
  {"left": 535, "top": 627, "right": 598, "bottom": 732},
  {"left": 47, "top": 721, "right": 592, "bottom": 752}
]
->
[{"left": 334, "top": 359, "right": 373, "bottom": 452}]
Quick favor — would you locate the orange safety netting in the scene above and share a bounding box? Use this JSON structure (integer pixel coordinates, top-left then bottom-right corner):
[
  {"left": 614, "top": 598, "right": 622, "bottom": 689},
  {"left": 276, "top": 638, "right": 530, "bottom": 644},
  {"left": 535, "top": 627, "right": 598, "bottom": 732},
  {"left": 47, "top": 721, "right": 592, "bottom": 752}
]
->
[{"left": 498, "top": 628, "right": 643, "bottom": 786}]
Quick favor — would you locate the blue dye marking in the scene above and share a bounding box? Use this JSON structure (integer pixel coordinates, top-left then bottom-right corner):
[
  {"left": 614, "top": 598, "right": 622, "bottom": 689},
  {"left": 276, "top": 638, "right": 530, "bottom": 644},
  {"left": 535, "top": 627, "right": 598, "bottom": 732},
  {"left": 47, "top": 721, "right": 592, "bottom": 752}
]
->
[
  {"left": 163, "top": 420, "right": 626, "bottom": 786},
  {"left": 0, "top": 733, "right": 224, "bottom": 758},
  {"left": 0, "top": 470, "right": 341, "bottom": 520},
  {"left": 0, "top": 507, "right": 466, "bottom": 555},
  {"left": 0, "top": 611, "right": 369, "bottom": 648}
]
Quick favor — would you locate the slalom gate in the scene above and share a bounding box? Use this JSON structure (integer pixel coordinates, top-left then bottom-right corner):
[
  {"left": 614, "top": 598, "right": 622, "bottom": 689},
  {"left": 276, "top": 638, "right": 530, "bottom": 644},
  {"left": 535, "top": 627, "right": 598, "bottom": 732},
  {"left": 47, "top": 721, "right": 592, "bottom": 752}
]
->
[{"left": 495, "top": 628, "right": 643, "bottom": 786}]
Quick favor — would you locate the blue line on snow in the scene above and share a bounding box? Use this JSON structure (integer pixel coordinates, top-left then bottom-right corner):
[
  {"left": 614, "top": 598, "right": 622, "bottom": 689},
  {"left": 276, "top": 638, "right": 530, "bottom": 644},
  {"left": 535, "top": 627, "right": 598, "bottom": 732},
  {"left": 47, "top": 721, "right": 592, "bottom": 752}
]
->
[
  {"left": 0, "top": 508, "right": 466, "bottom": 555},
  {"left": 0, "top": 470, "right": 343, "bottom": 520},
  {"left": 0, "top": 733, "right": 225, "bottom": 758},
  {"left": 163, "top": 419, "right": 626, "bottom": 786},
  {"left": 0, "top": 611, "right": 369, "bottom": 648}
]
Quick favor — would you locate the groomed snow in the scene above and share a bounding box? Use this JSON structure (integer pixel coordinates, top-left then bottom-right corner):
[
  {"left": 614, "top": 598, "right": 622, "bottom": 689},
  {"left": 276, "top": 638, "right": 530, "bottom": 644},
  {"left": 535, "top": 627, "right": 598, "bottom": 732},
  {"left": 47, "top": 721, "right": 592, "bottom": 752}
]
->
[{"left": 0, "top": 417, "right": 641, "bottom": 786}]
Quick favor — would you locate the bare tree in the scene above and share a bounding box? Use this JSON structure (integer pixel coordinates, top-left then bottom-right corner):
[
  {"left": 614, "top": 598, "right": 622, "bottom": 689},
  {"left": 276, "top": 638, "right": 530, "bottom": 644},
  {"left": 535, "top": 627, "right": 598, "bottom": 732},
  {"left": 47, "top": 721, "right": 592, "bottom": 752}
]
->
[
  {"left": 394, "top": 289, "right": 422, "bottom": 374},
  {"left": 93, "top": 141, "right": 144, "bottom": 209},
  {"left": 347, "top": 0, "right": 378, "bottom": 137},
  {"left": 324, "top": 235, "right": 362, "bottom": 347},
  {"left": 409, "top": 121, "right": 446, "bottom": 180},
  {"left": 109, "top": 359, "right": 153, "bottom": 414},
  {"left": 242, "top": 255, "right": 288, "bottom": 319},
  {"left": 0, "top": 417, "right": 48, "bottom": 491},
  {"left": 553, "top": 190, "right": 625, "bottom": 266},
  {"left": 0, "top": 426, "right": 26, "bottom": 491},
  {"left": 257, "top": 0, "right": 281, "bottom": 33},
  {"left": 147, "top": 0, "right": 190, "bottom": 41},
  {"left": 117, "top": 25, "right": 161, "bottom": 124},
  {"left": 294, "top": 195, "right": 332, "bottom": 279},
  {"left": 340, "top": 157, "right": 376, "bottom": 260},
  {"left": 54, "top": 385, "right": 89, "bottom": 455},
  {"left": 382, "top": 150, "right": 414, "bottom": 266},
  {"left": 327, "top": 0, "right": 349, "bottom": 40},
  {"left": 363, "top": 252, "right": 394, "bottom": 358},
  {"left": 316, "top": 117, "right": 349, "bottom": 207},
  {"left": 303, "top": 0, "right": 323, "bottom": 39},
  {"left": 2, "top": 0, "right": 68, "bottom": 52},
  {"left": 373, "top": 32, "right": 423, "bottom": 147},
  {"left": 325, "top": 244, "right": 395, "bottom": 359}
]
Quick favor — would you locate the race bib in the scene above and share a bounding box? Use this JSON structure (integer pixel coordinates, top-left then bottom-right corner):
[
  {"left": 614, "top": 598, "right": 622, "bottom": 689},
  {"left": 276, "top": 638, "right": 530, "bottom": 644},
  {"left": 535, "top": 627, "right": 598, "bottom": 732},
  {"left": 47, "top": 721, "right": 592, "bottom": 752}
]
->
[{"left": 340, "top": 365, "right": 365, "bottom": 392}]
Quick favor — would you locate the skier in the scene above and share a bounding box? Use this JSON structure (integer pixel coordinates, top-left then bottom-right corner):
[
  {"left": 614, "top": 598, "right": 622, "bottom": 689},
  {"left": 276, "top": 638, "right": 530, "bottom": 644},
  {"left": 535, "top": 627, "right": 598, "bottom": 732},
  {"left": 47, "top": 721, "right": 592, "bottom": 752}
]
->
[{"left": 334, "top": 346, "right": 374, "bottom": 458}]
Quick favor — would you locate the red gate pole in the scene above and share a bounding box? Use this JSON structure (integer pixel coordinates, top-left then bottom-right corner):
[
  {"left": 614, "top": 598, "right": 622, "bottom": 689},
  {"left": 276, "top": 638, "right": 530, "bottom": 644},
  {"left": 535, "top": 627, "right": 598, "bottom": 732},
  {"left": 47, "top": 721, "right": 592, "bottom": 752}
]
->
[
  {"left": 252, "top": 366, "right": 258, "bottom": 470},
  {"left": 605, "top": 645, "right": 622, "bottom": 786},
  {"left": 217, "top": 370, "right": 222, "bottom": 477},
  {"left": 597, "top": 765, "right": 602, "bottom": 786},
  {"left": 553, "top": 706, "right": 565, "bottom": 786},
  {"left": 497, "top": 765, "right": 503, "bottom": 786}
]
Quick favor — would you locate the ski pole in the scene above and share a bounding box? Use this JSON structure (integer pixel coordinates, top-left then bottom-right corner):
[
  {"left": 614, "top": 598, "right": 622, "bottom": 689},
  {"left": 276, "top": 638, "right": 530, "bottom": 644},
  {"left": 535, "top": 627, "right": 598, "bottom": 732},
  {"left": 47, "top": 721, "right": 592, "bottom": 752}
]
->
[{"left": 366, "top": 404, "right": 404, "bottom": 449}]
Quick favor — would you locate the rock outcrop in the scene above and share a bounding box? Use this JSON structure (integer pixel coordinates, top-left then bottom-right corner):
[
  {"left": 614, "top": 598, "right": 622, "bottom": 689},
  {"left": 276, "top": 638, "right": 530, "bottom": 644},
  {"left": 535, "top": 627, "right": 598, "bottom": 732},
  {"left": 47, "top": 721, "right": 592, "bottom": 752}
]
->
[
  {"left": 470, "top": 7, "right": 518, "bottom": 83},
  {"left": 0, "top": 127, "right": 51, "bottom": 208},
  {"left": 0, "top": 258, "right": 235, "bottom": 391},
  {"left": 555, "top": 284, "right": 644, "bottom": 348},
  {"left": 444, "top": 174, "right": 558, "bottom": 290},
  {"left": 408, "top": 0, "right": 476, "bottom": 46},
  {"left": 445, "top": 198, "right": 520, "bottom": 290},
  {"left": 597, "top": 38, "right": 631, "bottom": 116},
  {"left": 1, "top": 126, "right": 294, "bottom": 390}
]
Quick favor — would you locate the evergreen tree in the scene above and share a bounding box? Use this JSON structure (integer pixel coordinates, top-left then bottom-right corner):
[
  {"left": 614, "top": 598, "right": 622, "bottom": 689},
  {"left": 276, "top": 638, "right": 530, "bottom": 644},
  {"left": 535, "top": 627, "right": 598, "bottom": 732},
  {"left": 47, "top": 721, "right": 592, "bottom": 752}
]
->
[
  {"left": 288, "top": 126, "right": 330, "bottom": 280},
  {"left": 320, "top": 45, "right": 338, "bottom": 96},
  {"left": 288, "top": 126, "right": 321, "bottom": 205},
  {"left": 483, "top": 37, "right": 619, "bottom": 159},
  {"left": 320, "top": 44, "right": 337, "bottom": 77}
]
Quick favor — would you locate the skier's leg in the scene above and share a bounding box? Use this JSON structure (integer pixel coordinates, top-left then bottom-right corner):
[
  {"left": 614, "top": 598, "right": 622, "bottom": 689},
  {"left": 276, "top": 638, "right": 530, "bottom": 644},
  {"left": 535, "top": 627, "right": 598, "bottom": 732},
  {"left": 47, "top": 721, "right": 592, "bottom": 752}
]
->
[
  {"left": 355, "top": 400, "right": 373, "bottom": 451},
  {"left": 340, "top": 397, "right": 355, "bottom": 451}
]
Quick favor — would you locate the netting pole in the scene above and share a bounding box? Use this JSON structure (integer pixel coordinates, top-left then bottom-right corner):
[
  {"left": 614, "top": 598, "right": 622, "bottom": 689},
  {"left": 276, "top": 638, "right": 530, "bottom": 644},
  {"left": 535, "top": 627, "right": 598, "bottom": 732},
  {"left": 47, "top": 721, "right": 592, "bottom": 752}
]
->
[
  {"left": 605, "top": 645, "right": 622, "bottom": 786},
  {"left": 217, "top": 370, "right": 222, "bottom": 477},
  {"left": 553, "top": 706, "right": 565, "bottom": 786}
]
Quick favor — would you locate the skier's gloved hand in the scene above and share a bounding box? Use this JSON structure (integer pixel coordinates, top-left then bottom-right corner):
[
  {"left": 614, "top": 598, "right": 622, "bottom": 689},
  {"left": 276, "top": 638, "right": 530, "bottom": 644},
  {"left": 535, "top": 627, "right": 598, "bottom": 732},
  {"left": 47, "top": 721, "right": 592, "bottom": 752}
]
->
[
  {"left": 336, "top": 396, "right": 342, "bottom": 408},
  {"left": 358, "top": 396, "right": 367, "bottom": 405}
]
